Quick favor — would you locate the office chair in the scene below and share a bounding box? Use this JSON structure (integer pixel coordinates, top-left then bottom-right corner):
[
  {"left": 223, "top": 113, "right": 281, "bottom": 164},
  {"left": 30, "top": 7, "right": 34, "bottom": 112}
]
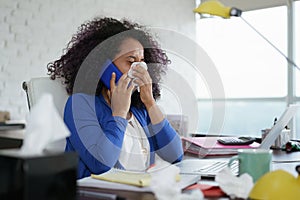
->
[
  {"left": 22, "top": 77, "right": 69, "bottom": 152},
  {"left": 22, "top": 77, "right": 69, "bottom": 118}
]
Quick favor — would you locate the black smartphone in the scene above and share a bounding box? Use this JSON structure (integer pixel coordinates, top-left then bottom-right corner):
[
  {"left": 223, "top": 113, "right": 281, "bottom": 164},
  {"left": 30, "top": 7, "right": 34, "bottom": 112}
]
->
[
  {"left": 100, "top": 59, "right": 123, "bottom": 90},
  {"left": 217, "top": 137, "right": 256, "bottom": 145}
]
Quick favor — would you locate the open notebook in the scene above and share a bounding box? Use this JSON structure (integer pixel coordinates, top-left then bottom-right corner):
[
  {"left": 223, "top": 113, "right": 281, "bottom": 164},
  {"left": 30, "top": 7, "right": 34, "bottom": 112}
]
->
[{"left": 178, "top": 104, "right": 299, "bottom": 179}]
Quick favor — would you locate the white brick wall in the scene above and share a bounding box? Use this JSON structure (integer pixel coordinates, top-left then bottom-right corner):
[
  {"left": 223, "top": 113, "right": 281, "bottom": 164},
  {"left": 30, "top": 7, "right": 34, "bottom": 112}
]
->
[{"left": 0, "top": 0, "right": 196, "bottom": 120}]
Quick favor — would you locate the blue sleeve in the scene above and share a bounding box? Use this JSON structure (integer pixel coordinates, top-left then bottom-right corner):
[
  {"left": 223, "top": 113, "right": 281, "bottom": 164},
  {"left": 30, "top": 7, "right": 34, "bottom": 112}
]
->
[
  {"left": 64, "top": 94, "right": 127, "bottom": 175},
  {"left": 148, "top": 118, "right": 183, "bottom": 163}
]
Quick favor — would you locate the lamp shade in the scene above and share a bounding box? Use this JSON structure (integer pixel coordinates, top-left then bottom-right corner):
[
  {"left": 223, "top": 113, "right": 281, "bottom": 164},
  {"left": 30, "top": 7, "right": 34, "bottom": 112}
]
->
[{"left": 193, "top": 0, "right": 231, "bottom": 18}]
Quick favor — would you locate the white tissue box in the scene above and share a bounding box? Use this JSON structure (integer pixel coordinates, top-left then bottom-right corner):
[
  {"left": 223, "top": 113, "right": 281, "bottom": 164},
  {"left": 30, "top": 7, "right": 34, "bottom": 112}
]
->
[{"left": 0, "top": 149, "right": 77, "bottom": 200}]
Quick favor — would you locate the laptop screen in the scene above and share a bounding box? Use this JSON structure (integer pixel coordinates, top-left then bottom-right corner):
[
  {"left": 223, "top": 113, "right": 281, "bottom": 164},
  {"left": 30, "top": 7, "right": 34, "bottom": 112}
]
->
[{"left": 260, "top": 104, "right": 299, "bottom": 149}]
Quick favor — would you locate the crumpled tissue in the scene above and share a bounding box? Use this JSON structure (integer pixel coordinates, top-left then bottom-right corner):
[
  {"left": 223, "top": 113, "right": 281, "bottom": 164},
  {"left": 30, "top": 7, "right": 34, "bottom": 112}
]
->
[
  {"left": 215, "top": 167, "right": 254, "bottom": 199},
  {"left": 128, "top": 62, "right": 148, "bottom": 92},
  {"left": 149, "top": 159, "right": 203, "bottom": 200},
  {"left": 20, "top": 94, "right": 70, "bottom": 155}
]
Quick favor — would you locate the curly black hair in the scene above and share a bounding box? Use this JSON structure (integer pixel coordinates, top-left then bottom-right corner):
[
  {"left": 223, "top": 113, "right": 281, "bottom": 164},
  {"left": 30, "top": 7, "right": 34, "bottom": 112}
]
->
[{"left": 47, "top": 17, "right": 170, "bottom": 108}]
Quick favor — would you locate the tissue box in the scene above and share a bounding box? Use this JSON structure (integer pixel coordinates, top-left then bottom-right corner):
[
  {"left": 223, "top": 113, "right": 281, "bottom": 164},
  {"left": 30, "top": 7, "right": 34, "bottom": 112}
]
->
[{"left": 0, "top": 149, "right": 77, "bottom": 200}]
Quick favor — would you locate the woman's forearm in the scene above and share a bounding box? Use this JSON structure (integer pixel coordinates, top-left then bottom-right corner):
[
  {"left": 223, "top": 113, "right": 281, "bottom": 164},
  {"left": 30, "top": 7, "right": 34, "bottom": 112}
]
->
[{"left": 146, "top": 103, "right": 164, "bottom": 125}]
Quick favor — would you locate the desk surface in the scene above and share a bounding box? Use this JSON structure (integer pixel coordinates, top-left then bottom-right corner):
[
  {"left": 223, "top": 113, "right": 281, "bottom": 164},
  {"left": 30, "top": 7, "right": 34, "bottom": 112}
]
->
[
  {"left": 78, "top": 150, "right": 300, "bottom": 200},
  {"left": 2, "top": 132, "right": 300, "bottom": 200},
  {"left": 186, "top": 150, "right": 300, "bottom": 177}
]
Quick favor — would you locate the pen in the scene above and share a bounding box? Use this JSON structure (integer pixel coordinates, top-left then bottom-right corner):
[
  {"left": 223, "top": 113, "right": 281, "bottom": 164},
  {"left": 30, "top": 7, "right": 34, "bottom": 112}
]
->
[{"left": 77, "top": 190, "right": 126, "bottom": 200}]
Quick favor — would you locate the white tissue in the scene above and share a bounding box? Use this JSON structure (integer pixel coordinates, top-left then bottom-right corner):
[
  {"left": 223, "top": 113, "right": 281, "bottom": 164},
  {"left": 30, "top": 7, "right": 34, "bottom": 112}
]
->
[
  {"left": 149, "top": 159, "right": 181, "bottom": 200},
  {"left": 20, "top": 94, "right": 70, "bottom": 155},
  {"left": 215, "top": 167, "right": 254, "bottom": 199},
  {"left": 128, "top": 61, "right": 148, "bottom": 92},
  {"left": 149, "top": 159, "right": 203, "bottom": 200}
]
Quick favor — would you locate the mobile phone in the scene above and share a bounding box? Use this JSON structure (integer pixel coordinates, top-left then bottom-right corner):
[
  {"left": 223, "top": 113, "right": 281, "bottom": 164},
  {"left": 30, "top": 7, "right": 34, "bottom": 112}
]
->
[
  {"left": 100, "top": 59, "right": 123, "bottom": 90},
  {"left": 217, "top": 137, "right": 256, "bottom": 145}
]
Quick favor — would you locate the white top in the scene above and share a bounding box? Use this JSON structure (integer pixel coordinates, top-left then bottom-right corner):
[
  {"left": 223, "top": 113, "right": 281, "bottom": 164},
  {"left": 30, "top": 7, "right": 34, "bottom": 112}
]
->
[{"left": 118, "top": 114, "right": 150, "bottom": 171}]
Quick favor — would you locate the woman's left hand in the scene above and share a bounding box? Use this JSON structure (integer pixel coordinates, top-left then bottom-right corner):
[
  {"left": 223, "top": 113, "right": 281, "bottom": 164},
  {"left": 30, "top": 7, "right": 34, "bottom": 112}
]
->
[{"left": 131, "top": 64, "right": 155, "bottom": 109}]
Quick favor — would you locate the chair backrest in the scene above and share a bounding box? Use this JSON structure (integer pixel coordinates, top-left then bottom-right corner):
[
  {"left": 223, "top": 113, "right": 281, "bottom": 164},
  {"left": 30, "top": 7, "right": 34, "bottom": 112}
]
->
[
  {"left": 22, "top": 77, "right": 69, "bottom": 152},
  {"left": 23, "top": 77, "right": 69, "bottom": 118}
]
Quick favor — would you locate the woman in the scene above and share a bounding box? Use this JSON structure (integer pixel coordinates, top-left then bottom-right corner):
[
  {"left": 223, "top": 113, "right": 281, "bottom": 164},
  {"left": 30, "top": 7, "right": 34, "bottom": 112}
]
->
[{"left": 47, "top": 17, "right": 183, "bottom": 179}]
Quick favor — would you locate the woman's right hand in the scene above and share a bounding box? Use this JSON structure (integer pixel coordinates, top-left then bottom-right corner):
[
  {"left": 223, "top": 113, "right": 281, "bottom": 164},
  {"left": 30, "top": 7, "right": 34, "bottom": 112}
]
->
[{"left": 110, "top": 72, "right": 135, "bottom": 119}]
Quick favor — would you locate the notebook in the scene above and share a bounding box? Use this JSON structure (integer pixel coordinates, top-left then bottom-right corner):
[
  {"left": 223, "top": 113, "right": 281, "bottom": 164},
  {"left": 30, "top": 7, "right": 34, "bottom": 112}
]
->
[
  {"left": 178, "top": 104, "right": 299, "bottom": 178},
  {"left": 91, "top": 169, "right": 152, "bottom": 187},
  {"left": 91, "top": 168, "right": 189, "bottom": 187}
]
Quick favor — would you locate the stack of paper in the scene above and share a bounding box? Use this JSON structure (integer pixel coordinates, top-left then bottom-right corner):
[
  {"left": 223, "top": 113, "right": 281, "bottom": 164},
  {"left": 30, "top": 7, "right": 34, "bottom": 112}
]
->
[{"left": 182, "top": 137, "right": 260, "bottom": 156}]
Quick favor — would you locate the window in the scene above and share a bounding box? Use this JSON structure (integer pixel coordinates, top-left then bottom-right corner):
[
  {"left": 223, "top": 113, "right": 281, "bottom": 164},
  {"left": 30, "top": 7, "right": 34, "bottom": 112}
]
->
[
  {"left": 295, "top": 1, "right": 300, "bottom": 139},
  {"left": 196, "top": 4, "right": 300, "bottom": 138},
  {"left": 295, "top": 1, "right": 300, "bottom": 96}
]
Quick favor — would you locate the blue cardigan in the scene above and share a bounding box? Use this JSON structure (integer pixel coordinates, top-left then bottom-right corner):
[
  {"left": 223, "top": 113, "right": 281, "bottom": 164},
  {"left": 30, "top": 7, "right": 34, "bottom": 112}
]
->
[{"left": 64, "top": 93, "right": 183, "bottom": 179}]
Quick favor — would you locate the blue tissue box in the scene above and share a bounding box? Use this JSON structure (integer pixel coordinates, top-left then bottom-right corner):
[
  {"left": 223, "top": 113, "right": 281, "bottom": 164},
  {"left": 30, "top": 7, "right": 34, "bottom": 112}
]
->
[{"left": 0, "top": 149, "right": 78, "bottom": 200}]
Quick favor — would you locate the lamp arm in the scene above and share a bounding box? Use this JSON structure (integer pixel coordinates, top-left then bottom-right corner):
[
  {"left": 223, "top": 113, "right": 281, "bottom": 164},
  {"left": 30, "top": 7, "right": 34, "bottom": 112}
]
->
[{"left": 240, "top": 16, "right": 300, "bottom": 71}]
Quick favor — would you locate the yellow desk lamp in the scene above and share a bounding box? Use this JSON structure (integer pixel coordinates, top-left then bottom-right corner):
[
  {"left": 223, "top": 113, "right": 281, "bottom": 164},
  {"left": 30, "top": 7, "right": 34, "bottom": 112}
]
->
[
  {"left": 193, "top": 0, "right": 241, "bottom": 18},
  {"left": 193, "top": 0, "right": 300, "bottom": 71}
]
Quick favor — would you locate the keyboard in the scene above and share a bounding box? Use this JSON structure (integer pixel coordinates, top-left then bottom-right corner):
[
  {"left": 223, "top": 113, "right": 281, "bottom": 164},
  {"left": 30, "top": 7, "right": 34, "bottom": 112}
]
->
[{"left": 176, "top": 159, "right": 238, "bottom": 179}]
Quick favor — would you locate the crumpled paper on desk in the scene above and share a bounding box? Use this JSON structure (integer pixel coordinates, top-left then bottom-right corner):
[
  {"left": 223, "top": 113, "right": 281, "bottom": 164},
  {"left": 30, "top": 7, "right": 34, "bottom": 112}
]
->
[
  {"left": 149, "top": 159, "right": 203, "bottom": 200},
  {"left": 20, "top": 94, "right": 70, "bottom": 155},
  {"left": 215, "top": 167, "right": 253, "bottom": 199}
]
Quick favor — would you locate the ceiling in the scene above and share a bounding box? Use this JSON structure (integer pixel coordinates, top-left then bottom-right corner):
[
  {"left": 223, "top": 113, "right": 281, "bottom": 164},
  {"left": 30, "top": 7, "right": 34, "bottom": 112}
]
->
[{"left": 201, "top": 0, "right": 299, "bottom": 11}]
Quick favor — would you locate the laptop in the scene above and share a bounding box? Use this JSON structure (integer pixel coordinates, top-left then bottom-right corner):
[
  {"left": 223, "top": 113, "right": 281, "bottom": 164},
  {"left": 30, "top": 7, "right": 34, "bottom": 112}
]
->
[{"left": 176, "top": 104, "right": 299, "bottom": 179}]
